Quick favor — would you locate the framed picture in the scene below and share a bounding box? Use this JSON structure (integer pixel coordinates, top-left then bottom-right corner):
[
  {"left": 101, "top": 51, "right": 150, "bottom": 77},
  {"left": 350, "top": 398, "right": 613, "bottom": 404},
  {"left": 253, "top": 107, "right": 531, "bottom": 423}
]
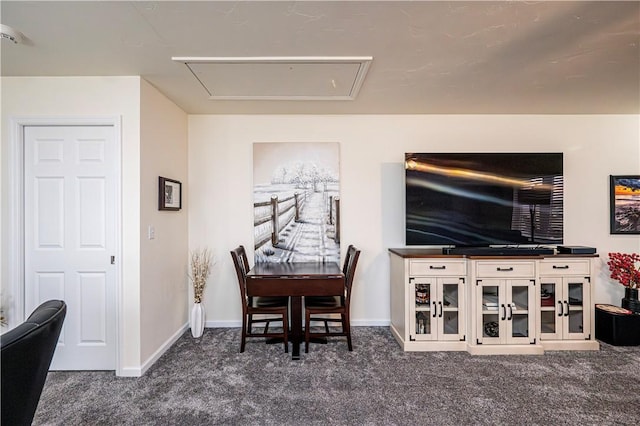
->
[
  {"left": 609, "top": 175, "right": 640, "bottom": 234},
  {"left": 159, "top": 176, "right": 182, "bottom": 211},
  {"left": 252, "top": 142, "right": 340, "bottom": 264}
]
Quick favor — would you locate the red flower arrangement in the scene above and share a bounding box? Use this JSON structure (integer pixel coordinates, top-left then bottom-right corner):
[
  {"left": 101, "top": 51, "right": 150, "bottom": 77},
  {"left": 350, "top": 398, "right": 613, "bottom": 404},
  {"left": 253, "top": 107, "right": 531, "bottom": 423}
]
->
[{"left": 607, "top": 252, "right": 640, "bottom": 289}]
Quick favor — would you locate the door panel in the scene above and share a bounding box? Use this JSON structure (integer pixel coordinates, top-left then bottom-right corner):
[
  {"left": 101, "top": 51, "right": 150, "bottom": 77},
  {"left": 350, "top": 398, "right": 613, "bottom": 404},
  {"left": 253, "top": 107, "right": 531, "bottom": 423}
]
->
[
  {"left": 78, "top": 272, "right": 108, "bottom": 344},
  {"left": 411, "top": 278, "right": 435, "bottom": 340},
  {"left": 440, "top": 277, "right": 463, "bottom": 341},
  {"left": 24, "top": 125, "right": 116, "bottom": 370},
  {"left": 78, "top": 178, "right": 106, "bottom": 248},
  {"left": 35, "top": 272, "right": 66, "bottom": 343},
  {"left": 507, "top": 280, "right": 534, "bottom": 343},
  {"left": 566, "top": 278, "right": 589, "bottom": 340},
  {"left": 478, "top": 279, "right": 503, "bottom": 343},
  {"left": 540, "top": 279, "right": 561, "bottom": 340},
  {"left": 540, "top": 277, "right": 590, "bottom": 341},
  {"left": 478, "top": 279, "right": 535, "bottom": 344},
  {"left": 36, "top": 177, "right": 65, "bottom": 247}
]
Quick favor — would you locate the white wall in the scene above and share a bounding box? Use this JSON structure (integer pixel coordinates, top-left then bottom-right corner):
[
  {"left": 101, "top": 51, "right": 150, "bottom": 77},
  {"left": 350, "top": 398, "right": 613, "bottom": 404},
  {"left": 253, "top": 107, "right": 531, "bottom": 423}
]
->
[
  {"left": 139, "top": 79, "right": 189, "bottom": 364},
  {"left": 1, "top": 77, "right": 142, "bottom": 374},
  {"left": 2, "top": 76, "right": 638, "bottom": 372},
  {"left": 188, "top": 114, "right": 640, "bottom": 325},
  {"left": 1, "top": 77, "right": 140, "bottom": 369}
]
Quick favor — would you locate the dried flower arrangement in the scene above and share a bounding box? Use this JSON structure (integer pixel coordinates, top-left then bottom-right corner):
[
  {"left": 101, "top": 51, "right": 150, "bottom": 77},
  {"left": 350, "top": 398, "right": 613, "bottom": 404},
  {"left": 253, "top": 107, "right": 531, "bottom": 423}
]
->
[
  {"left": 189, "top": 248, "right": 213, "bottom": 304},
  {"left": 607, "top": 252, "right": 640, "bottom": 289}
]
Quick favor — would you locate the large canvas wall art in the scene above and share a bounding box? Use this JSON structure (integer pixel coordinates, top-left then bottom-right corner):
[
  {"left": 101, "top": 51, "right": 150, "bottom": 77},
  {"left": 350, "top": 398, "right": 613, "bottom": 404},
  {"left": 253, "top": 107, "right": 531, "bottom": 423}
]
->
[
  {"left": 253, "top": 142, "right": 340, "bottom": 263},
  {"left": 610, "top": 175, "right": 640, "bottom": 234}
]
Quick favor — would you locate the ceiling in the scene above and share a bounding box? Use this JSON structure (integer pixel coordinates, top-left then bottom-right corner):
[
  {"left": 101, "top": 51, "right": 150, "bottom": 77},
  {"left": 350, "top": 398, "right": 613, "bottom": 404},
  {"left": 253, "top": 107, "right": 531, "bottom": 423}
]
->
[{"left": 2, "top": 1, "right": 639, "bottom": 114}]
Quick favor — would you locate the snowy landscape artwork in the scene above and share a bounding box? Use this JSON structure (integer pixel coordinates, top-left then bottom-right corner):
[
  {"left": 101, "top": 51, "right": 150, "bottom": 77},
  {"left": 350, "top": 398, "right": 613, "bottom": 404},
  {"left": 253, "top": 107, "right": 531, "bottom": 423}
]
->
[{"left": 253, "top": 142, "right": 340, "bottom": 263}]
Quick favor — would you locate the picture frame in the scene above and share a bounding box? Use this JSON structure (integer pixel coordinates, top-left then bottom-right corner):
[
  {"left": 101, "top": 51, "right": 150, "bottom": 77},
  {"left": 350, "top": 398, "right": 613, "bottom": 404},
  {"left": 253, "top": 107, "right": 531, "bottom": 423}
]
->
[
  {"left": 252, "top": 142, "right": 340, "bottom": 264},
  {"left": 609, "top": 175, "right": 640, "bottom": 234},
  {"left": 159, "top": 176, "right": 182, "bottom": 211}
]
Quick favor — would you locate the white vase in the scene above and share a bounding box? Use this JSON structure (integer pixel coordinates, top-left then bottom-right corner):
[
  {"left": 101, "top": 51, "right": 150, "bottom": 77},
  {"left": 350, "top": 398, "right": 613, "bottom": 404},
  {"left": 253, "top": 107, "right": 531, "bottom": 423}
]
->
[{"left": 190, "top": 303, "right": 205, "bottom": 338}]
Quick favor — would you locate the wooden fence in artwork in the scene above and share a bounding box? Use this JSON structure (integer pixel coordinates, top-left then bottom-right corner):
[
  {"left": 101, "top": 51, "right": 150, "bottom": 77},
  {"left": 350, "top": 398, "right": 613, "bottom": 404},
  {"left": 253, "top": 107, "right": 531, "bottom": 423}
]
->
[
  {"left": 327, "top": 195, "right": 340, "bottom": 244},
  {"left": 254, "top": 191, "right": 308, "bottom": 250},
  {"left": 253, "top": 190, "right": 342, "bottom": 250}
]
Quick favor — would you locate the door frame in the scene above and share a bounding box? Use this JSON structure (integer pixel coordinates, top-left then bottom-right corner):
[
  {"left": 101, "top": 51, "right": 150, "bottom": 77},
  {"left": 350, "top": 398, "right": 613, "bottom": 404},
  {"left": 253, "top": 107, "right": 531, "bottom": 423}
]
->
[{"left": 8, "top": 116, "right": 123, "bottom": 373}]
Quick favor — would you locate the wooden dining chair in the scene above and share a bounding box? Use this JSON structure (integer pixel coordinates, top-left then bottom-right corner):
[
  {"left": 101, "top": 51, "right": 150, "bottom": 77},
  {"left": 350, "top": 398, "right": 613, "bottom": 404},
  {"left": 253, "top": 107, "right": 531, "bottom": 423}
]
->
[
  {"left": 230, "top": 246, "right": 289, "bottom": 353},
  {"left": 304, "top": 245, "right": 361, "bottom": 352}
]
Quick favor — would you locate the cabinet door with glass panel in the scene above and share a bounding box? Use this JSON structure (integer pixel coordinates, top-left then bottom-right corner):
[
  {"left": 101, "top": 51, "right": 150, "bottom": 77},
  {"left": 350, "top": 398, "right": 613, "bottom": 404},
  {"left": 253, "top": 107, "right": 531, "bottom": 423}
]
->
[
  {"left": 477, "top": 279, "right": 536, "bottom": 345},
  {"left": 410, "top": 277, "right": 464, "bottom": 341},
  {"left": 539, "top": 276, "right": 591, "bottom": 341}
]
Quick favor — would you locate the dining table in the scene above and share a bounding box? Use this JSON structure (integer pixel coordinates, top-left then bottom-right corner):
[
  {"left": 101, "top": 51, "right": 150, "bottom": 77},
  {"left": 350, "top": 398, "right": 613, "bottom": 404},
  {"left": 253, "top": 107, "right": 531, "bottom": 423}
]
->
[{"left": 245, "top": 261, "right": 345, "bottom": 360}]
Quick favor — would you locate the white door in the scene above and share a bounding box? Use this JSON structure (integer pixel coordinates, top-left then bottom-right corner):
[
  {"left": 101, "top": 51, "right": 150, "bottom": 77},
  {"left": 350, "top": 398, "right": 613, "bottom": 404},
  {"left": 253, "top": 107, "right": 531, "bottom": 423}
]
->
[{"left": 24, "top": 125, "right": 117, "bottom": 370}]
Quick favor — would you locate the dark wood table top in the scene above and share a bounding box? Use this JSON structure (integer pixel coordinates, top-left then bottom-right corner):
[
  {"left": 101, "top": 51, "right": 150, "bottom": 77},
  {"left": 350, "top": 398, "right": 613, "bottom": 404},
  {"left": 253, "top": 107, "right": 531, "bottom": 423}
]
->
[{"left": 247, "top": 261, "right": 343, "bottom": 278}]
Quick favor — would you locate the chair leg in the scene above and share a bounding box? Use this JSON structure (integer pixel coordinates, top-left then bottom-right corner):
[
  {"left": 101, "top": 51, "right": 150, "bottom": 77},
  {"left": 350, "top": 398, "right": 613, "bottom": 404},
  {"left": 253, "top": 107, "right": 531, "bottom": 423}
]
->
[
  {"left": 344, "top": 313, "right": 353, "bottom": 351},
  {"left": 305, "top": 310, "right": 311, "bottom": 353},
  {"left": 282, "top": 313, "right": 289, "bottom": 353},
  {"left": 240, "top": 314, "right": 247, "bottom": 353},
  {"left": 264, "top": 320, "right": 270, "bottom": 334},
  {"left": 324, "top": 320, "right": 330, "bottom": 333}
]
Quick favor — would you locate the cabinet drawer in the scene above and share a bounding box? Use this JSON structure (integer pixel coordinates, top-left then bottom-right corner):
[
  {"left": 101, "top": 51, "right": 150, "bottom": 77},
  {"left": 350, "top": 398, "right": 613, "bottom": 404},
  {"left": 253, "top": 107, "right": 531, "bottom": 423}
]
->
[
  {"left": 475, "top": 261, "right": 535, "bottom": 278},
  {"left": 539, "top": 259, "right": 590, "bottom": 276},
  {"left": 409, "top": 260, "right": 466, "bottom": 276}
]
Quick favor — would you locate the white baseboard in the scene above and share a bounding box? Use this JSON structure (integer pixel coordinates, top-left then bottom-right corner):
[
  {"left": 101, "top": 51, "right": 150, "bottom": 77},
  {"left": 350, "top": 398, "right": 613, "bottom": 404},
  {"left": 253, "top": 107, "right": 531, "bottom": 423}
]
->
[
  {"left": 118, "top": 366, "right": 143, "bottom": 377},
  {"left": 205, "top": 319, "right": 242, "bottom": 328},
  {"left": 117, "top": 322, "right": 189, "bottom": 377},
  {"left": 351, "top": 319, "right": 391, "bottom": 326}
]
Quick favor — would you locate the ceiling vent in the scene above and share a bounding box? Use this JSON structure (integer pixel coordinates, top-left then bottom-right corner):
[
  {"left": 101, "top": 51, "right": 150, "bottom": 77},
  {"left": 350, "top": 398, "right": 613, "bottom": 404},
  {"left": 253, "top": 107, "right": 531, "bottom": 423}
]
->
[{"left": 171, "top": 56, "right": 372, "bottom": 101}]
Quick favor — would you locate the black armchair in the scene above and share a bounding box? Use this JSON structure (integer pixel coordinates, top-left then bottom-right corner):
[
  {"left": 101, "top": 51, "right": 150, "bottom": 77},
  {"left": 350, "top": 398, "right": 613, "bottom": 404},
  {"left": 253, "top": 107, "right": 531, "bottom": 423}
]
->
[{"left": 1, "top": 300, "right": 67, "bottom": 426}]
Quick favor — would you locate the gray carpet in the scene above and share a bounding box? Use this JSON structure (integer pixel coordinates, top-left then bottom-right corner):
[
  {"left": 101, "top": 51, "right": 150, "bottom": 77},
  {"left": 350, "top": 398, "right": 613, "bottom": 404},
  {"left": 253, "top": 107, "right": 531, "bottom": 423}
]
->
[{"left": 34, "top": 327, "right": 640, "bottom": 425}]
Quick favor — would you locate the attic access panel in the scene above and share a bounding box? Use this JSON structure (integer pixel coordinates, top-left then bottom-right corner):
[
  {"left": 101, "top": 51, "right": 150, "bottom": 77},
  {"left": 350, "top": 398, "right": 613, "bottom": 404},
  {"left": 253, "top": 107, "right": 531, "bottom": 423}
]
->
[{"left": 172, "top": 56, "right": 372, "bottom": 100}]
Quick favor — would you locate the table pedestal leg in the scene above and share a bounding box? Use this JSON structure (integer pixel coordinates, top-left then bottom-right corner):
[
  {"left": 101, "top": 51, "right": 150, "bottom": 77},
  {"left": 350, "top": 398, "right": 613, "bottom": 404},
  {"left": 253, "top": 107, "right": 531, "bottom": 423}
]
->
[{"left": 290, "top": 296, "right": 302, "bottom": 360}]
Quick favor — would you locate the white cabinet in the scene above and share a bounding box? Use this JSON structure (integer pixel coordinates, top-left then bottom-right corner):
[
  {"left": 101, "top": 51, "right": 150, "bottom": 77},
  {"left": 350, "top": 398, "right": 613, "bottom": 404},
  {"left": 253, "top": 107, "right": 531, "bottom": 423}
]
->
[
  {"left": 539, "top": 258, "right": 597, "bottom": 350},
  {"left": 411, "top": 276, "right": 464, "bottom": 342},
  {"left": 389, "top": 251, "right": 466, "bottom": 351},
  {"left": 469, "top": 259, "right": 542, "bottom": 354},
  {"left": 476, "top": 278, "right": 536, "bottom": 345},
  {"left": 389, "top": 249, "right": 599, "bottom": 355}
]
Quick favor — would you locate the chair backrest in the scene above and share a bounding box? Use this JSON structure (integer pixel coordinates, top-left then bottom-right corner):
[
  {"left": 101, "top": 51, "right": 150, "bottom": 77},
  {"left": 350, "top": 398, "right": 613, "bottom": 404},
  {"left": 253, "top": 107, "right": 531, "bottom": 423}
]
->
[
  {"left": 342, "top": 244, "right": 355, "bottom": 275},
  {"left": 344, "top": 246, "right": 361, "bottom": 306},
  {"left": 230, "top": 245, "right": 250, "bottom": 311},
  {"left": 1, "top": 300, "right": 67, "bottom": 426},
  {"left": 238, "top": 245, "right": 250, "bottom": 272}
]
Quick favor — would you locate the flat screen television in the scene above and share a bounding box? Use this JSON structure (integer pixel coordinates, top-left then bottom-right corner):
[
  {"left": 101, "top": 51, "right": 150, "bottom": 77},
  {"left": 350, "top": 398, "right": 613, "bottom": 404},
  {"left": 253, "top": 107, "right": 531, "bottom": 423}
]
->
[{"left": 405, "top": 152, "right": 563, "bottom": 247}]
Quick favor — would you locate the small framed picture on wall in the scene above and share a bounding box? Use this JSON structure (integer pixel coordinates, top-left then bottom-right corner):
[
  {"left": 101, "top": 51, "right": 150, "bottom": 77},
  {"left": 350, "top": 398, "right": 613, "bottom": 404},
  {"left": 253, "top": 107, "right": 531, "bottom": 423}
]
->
[
  {"left": 159, "top": 176, "right": 182, "bottom": 211},
  {"left": 609, "top": 175, "right": 640, "bottom": 234}
]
